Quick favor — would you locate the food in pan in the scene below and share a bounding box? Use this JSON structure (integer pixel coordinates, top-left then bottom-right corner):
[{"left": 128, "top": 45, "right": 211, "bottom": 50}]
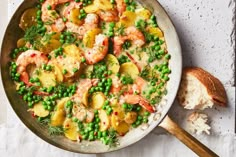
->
[{"left": 9, "top": 0, "right": 171, "bottom": 146}]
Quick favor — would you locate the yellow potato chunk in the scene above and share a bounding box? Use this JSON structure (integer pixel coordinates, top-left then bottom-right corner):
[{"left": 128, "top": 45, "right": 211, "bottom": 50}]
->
[
  {"left": 111, "top": 108, "right": 129, "bottom": 135},
  {"left": 119, "top": 62, "right": 139, "bottom": 79},
  {"left": 63, "top": 44, "right": 82, "bottom": 61},
  {"left": 95, "top": 0, "right": 113, "bottom": 11},
  {"left": 51, "top": 98, "right": 69, "bottom": 126},
  {"left": 63, "top": 118, "right": 79, "bottom": 141},
  {"left": 91, "top": 92, "right": 105, "bottom": 109},
  {"left": 135, "top": 8, "right": 151, "bottom": 20},
  {"left": 147, "top": 26, "right": 164, "bottom": 37},
  {"left": 82, "top": 90, "right": 89, "bottom": 107},
  {"left": 120, "top": 11, "right": 137, "bottom": 27},
  {"left": 84, "top": 0, "right": 113, "bottom": 13},
  {"left": 83, "top": 28, "right": 101, "bottom": 48},
  {"left": 53, "top": 64, "right": 63, "bottom": 82},
  {"left": 19, "top": 8, "right": 38, "bottom": 31},
  {"left": 33, "top": 102, "right": 49, "bottom": 117},
  {"left": 105, "top": 54, "right": 120, "bottom": 74},
  {"left": 124, "top": 111, "right": 137, "bottom": 124},
  {"left": 99, "top": 110, "right": 110, "bottom": 131},
  {"left": 17, "top": 38, "right": 27, "bottom": 48},
  {"left": 68, "top": 8, "right": 83, "bottom": 25},
  {"left": 38, "top": 71, "right": 56, "bottom": 88},
  {"left": 39, "top": 39, "right": 61, "bottom": 54}
]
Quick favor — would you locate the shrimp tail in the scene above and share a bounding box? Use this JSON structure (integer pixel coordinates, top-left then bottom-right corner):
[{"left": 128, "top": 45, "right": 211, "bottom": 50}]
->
[{"left": 139, "top": 98, "right": 156, "bottom": 113}]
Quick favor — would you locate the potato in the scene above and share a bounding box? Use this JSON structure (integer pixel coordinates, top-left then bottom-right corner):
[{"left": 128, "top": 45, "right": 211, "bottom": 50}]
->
[
  {"left": 90, "top": 92, "right": 105, "bottom": 109},
  {"left": 83, "top": 28, "right": 101, "bottom": 48},
  {"left": 95, "top": 0, "right": 113, "bottom": 11},
  {"left": 50, "top": 98, "right": 69, "bottom": 126},
  {"left": 33, "top": 102, "right": 49, "bottom": 117},
  {"left": 119, "top": 62, "right": 139, "bottom": 79},
  {"left": 99, "top": 110, "right": 110, "bottom": 131},
  {"left": 120, "top": 11, "right": 137, "bottom": 27},
  {"left": 82, "top": 90, "right": 89, "bottom": 107},
  {"left": 111, "top": 108, "right": 129, "bottom": 135},
  {"left": 39, "top": 39, "right": 61, "bottom": 54},
  {"left": 68, "top": 8, "right": 83, "bottom": 25},
  {"left": 17, "top": 38, "right": 27, "bottom": 48},
  {"left": 84, "top": 4, "right": 99, "bottom": 13},
  {"left": 105, "top": 54, "right": 120, "bottom": 74},
  {"left": 53, "top": 64, "right": 63, "bottom": 82},
  {"left": 147, "top": 26, "right": 164, "bottom": 38},
  {"left": 63, "top": 118, "right": 79, "bottom": 141},
  {"left": 135, "top": 8, "right": 151, "bottom": 20},
  {"left": 84, "top": 0, "right": 113, "bottom": 13},
  {"left": 19, "top": 8, "right": 38, "bottom": 31},
  {"left": 63, "top": 44, "right": 82, "bottom": 61},
  {"left": 51, "top": 110, "right": 66, "bottom": 126},
  {"left": 38, "top": 71, "right": 56, "bottom": 88},
  {"left": 124, "top": 111, "right": 137, "bottom": 124}
]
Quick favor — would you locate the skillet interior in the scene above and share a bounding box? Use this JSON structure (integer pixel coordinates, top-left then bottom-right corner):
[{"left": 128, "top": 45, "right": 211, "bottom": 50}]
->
[{"left": 0, "top": 0, "right": 182, "bottom": 153}]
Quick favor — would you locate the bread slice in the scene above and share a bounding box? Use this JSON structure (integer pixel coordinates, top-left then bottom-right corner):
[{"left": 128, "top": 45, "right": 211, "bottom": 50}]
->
[
  {"left": 187, "top": 112, "right": 211, "bottom": 135},
  {"left": 177, "top": 67, "right": 227, "bottom": 110}
]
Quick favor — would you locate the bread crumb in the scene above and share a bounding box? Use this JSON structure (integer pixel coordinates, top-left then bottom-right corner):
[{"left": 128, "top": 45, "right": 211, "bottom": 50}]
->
[{"left": 187, "top": 112, "right": 211, "bottom": 135}]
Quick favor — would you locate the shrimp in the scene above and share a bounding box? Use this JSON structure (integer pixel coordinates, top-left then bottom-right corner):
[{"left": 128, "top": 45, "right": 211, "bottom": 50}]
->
[
  {"left": 110, "top": 75, "right": 122, "bottom": 94},
  {"left": 41, "top": 0, "right": 71, "bottom": 32},
  {"left": 84, "top": 34, "right": 109, "bottom": 64},
  {"left": 122, "top": 94, "right": 155, "bottom": 113},
  {"left": 52, "top": 55, "right": 81, "bottom": 79},
  {"left": 66, "top": 13, "right": 99, "bottom": 38},
  {"left": 114, "top": 26, "right": 145, "bottom": 56},
  {"left": 72, "top": 104, "right": 95, "bottom": 122},
  {"left": 62, "top": 1, "right": 82, "bottom": 18},
  {"left": 97, "top": 10, "right": 119, "bottom": 22},
  {"left": 115, "top": 0, "right": 126, "bottom": 15},
  {"left": 16, "top": 50, "right": 48, "bottom": 86}
]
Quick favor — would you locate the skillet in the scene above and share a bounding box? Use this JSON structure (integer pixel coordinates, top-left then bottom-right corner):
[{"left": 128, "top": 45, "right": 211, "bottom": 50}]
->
[{"left": 0, "top": 0, "right": 218, "bottom": 156}]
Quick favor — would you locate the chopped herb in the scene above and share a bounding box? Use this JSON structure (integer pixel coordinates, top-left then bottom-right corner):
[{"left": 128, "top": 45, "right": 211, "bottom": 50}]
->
[{"left": 48, "top": 126, "right": 64, "bottom": 136}]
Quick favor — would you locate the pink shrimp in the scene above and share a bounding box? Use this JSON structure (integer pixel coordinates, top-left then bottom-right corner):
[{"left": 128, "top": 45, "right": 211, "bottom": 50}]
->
[
  {"left": 72, "top": 104, "right": 95, "bottom": 122},
  {"left": 114, "top": 26, "right": 145, "bottom": 56},
  {"left": 16, "top": 50, "right": 48, "bottom": 86},
  {"left": 84, "top": 34, "right": 109, "bottom": 64},
  {"left": 65, "top": 13, "right": 99, "bottom": 38},
  {"left": 122, "top": 94, "right": 155, "bottom": 113},
  {"left": 115, "top": 0, "right": 126, "bottom": 15},
  {"left": 110, "top": 75, "right": 122, "bottom": 94},
  {"left": 62, "top": 1, "right": 82, "bottom": 18},
  {"left": 97, "top": 10, "right": 119, "bottom": 22},
  {"left": 41, "top": 0, "right": 72, "bottom": 32}
]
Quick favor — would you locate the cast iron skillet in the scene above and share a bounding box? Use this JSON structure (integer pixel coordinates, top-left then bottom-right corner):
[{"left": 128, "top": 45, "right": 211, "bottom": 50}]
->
[{"left": 0, "top": 0, "right": 218, "bottom": 156}]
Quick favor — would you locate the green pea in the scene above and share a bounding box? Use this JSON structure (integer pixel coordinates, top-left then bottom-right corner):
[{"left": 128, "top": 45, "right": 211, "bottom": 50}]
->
[
  {"left": 165, "top": 54, "right": 171, "bottom": 60},
  {"left": 143, "top": 118, "right": 148, "bottom": 123},
  {"left": 122, "top": 103, "right": 128, "bottom": 109},
  {"left": 144, "top": 111, "right": 150, "bottom": 116},
  {"left": 136, "top": 106, "right": 141, "bottom": 111},
  {"left": 132, "top": 123, "right": 137, "bottom": 128},
  {"left": 73, "top": 68, "right": 78, "bottom": 73},
  {"left": 82, "top": 134, "right": 88, "bottom": 140},
  {"left": 72, "top": 117, "right": 78, "bottom": 122},
  {"left": 102, "top": 131, "right": 108, "bottom": 137},
  {"left": 124, "top": 0, "right": 129, "bottom": 4}
]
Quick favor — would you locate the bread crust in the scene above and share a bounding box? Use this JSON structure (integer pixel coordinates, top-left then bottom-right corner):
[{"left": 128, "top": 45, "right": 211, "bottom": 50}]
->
[{"left": 183, "top": 67, "right": 227, "bottom": 106}]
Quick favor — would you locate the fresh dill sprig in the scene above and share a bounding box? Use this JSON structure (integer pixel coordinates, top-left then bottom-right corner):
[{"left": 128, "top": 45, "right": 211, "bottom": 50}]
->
[
  {"left": 48, "top": 126, "right": 65, "bottom": 136},
  {"left": 108, "top": 129, "right": 119, "bottom": 148},
  {"left": 24, "top": 26, "right": 40, "bottom": 44},
  {"left": 116, "top": 24, "right": 125, "bottom": 36}
]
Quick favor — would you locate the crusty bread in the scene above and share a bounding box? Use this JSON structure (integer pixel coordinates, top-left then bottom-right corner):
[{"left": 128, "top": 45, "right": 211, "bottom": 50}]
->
[
  {"left": 187, "top": 112, "right": 211, "bottom": 135},
  {"left": 177, "top": 67, "right": 227, "bottom": 110}
]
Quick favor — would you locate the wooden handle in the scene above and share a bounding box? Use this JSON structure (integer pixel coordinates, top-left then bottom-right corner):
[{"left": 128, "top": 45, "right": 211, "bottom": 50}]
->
[{"left": 159, "top": 115, "right": 219, "bottom": 157}]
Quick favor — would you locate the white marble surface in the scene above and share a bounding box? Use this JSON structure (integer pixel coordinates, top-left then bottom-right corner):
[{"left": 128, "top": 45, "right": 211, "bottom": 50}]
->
[{"left": 0, "top": 0, "right": 235, "bottom": 157}]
